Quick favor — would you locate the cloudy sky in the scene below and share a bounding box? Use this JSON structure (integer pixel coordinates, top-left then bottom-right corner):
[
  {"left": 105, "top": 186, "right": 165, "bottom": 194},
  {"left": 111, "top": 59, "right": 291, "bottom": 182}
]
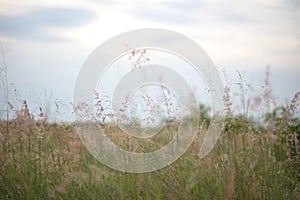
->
[{"left": 0, "top": 0, "right": 299, "bottom": 119}]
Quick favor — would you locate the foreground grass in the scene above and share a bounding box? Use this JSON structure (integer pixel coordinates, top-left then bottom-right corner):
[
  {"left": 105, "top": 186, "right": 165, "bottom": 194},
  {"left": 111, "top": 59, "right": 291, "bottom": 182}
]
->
[{"left": 0, "top": 108, "right": 299, "bottom": 199}]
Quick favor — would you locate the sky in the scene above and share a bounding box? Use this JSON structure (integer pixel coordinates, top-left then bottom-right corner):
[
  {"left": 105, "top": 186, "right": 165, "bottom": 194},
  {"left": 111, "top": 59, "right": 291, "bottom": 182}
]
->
[{"left": 0, "top": 0, "right": 299, "bottom": 121}]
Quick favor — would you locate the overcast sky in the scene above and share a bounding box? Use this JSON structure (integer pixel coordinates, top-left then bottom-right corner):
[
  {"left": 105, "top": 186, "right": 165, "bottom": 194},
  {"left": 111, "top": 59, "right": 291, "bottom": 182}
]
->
[{"left": 0, "top": 0, "right": 299, "bottom": 120}]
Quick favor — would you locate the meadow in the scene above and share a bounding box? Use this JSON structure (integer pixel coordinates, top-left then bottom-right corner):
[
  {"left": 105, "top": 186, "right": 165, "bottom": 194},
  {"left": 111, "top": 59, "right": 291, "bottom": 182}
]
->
[{"left": 0, "top": 67, "right": 299, "bottom": 199}]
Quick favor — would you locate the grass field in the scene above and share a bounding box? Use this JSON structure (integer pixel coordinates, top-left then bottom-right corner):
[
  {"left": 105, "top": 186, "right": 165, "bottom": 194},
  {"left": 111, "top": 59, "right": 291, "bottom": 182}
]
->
[
  {"left": 1, "top": 103, "right": 299, "bottom": 199},
  {"left": 0, "top": 68, "right": 299, "bottom": 199}
]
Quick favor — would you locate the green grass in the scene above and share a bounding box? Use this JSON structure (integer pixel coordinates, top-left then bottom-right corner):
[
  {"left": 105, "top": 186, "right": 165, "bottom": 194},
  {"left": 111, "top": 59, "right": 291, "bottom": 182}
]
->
[
  {"left": 0, "top": 66, "right": 299, "bottom": 199},
  {"left": 0, "top": 107, "right": 299, "bottom": 199}
]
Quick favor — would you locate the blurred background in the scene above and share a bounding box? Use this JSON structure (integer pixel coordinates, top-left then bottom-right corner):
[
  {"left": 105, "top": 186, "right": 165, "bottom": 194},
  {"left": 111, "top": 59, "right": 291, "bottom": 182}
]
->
[{"left": 0, "top": 0, "right": 299, "bottom": 121}]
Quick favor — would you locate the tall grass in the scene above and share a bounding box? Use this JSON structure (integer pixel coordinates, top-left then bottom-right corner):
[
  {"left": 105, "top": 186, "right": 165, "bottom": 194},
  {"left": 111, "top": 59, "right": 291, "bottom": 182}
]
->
[{"left": 0, "top": 62, "right": 299, "bottom": 199}]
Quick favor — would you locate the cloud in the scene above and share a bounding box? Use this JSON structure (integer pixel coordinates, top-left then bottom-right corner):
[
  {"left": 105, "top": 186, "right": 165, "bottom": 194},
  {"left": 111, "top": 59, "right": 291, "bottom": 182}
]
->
[
  {"left": 0, "top": 6, "right": 96, "bottom": 42},
  {"left": 134, "top": 10, "right": 197, "bottom": 25},
  {"left": 287, "top": 0, "right": 300, "bottom": 7},
  {"left": 161, "top": 0, "right": 207, "bottom": 12},
  {"left": 127, "top": 0, "right": 258, "bottom": 26},
  {"left": 126, "top": 0, "right": 206, "bottom": 25}
]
